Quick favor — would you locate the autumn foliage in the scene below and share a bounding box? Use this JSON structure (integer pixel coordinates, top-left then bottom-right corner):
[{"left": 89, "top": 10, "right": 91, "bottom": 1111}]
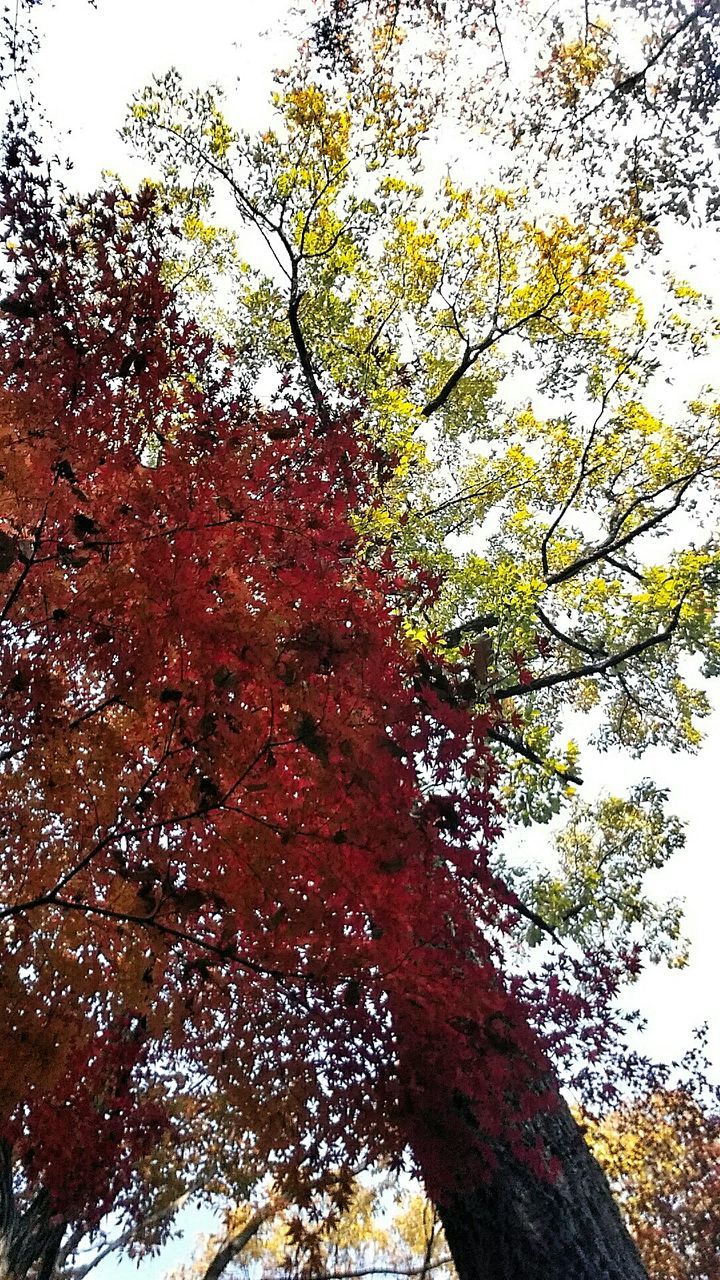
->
[
  {"left": 0, "top": 128, "right": 561, "bottom": 1226},
  {"left": 585, "top": 1044, "right": 720, "bottom": 1280}
]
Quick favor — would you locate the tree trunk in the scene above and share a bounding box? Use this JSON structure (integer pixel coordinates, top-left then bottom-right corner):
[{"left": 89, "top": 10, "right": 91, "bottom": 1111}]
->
[
  {"left": 0, "top": 1142, "right": 65, "bottom": 1280},
  {"left": 433, "top": 1091, "right": 648, "bottom": 1280}
]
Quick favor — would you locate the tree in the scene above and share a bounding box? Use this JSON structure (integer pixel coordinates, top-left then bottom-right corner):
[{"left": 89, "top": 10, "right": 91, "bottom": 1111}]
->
[
  {"left": 583, "top": 1045, "right": 720, "bottom": 1280},
  {"left": 118, "top": 38, "right": 720, "bottom": 1280},
  {"left": 0, "top": 119, "right": 626, "bottom": 1280},
  {"left": 1, "top": 2, "right": 719, "bottom": 1278},
  {"left": 311, "top": 0, "right": 720, "bottom": 221}
]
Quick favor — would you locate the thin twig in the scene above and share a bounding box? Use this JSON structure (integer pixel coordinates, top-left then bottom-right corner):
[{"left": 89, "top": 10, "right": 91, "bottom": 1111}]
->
[{"left": 575, "top": 0, "right": 716, "bottom": 128}]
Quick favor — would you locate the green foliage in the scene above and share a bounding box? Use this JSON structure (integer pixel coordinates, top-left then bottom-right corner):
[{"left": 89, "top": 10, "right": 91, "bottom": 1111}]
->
[
  {"left": 505, "top": 781, "right": 688, "bottom": 966},
  {"left": 120, "top": 67, "right": 720, "bottom": 986}
]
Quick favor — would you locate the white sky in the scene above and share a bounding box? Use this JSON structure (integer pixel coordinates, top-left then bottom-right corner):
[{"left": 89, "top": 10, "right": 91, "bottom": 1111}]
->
[
  {"left": 34, "top": 0, "right": 297, "bottom": 182},
  {"left": 24, "top": 1, "right": 720, "bottom": 1272}
]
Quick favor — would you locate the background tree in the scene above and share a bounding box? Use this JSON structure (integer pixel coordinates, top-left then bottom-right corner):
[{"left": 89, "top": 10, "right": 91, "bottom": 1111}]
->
[
  {"left": 582, "top": 1038, "right": 720, "bottom": 1280},
  {"left": 311, "top": 0, "right": 720, "bottom": 221}
]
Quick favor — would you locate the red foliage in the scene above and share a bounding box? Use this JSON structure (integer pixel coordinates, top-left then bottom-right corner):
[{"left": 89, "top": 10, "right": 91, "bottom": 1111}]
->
[
  {"left": 11, "top": 1015, "right": 166, "bottom": 1221},
  {"left": 0, "top": 127, "right": 591, "bottom": 1223}
]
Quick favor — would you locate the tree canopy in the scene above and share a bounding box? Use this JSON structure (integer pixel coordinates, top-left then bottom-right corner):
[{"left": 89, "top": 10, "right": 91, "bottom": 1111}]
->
[
  {"left": 122, "top": 47, "right": 720, "bottom": 880},
  {"left": 0, "top": 0, "right": 719, "bottom": 1277}
]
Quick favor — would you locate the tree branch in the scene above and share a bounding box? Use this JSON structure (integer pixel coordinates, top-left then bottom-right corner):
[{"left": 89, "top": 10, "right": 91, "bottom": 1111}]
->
[
  {"left": 265, "top": 1263, "right": 454, "bottom": 1280},
  {"left": 487, "top": 726, "right": 583, "bottom": 786},
  {"left": 288, "top": 278, "right": 331, "bottom": 430},
  {"left": 48, "top": 895, "right": 301, "bottom": 983},
  {"left": 545, "top": 472, "right": 697, "bottom": 587},
  {"left": 541, "top": 410, "right": 609, "bottom": 578},
  {"left": 0, "top": 501, "right": 50, "bottom": 623},
  {"left": 509, "top": 897, "right": 561, "bottom": 944},
  {"left": 421, "top": 344, "right": 475, "bottom": 418},
  {"left": 604, "top": 553, "right": 645, "bottom": 584},
  {"left": 201, "top": 1204, "right": 276, "bottom": 1280},
  {"left": 422, "top": 284, "right": 565, "bottom": 418},
  {"left": 63, "top": 1183, "right": 205, "bottom": 1279},
  {"left": 443, "top": 613, "right": 499, "bottom": 647},
  {"left": 493, "top": 599, "right": 685, "bottom": 701},
  {"left": 534, "top": 603, "right": 604, "bottom": 660},
  {"left": 0, "top": 732, "right": 274, "bottom": 923},
  {"left": 68, "top": 694, "right": 124, "bottom": 732},
  {"left": 575, "top": 0, "right": 716, "bottom": 128},
  {"left": 150, "top": 121, "right": 331, "bottom": 426}
]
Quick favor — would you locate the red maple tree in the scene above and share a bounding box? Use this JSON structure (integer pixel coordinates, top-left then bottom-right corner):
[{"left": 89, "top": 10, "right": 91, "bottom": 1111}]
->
[
  {"left": 0, "top": 121, "right": 651, "bottom": 1280},
  {"left": 0, "top": 122, "right": 545, "bottom": 1214}
]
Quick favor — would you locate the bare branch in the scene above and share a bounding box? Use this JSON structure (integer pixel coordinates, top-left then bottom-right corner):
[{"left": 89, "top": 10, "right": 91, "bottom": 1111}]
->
[
  {"left": 489, "top": 0, "right": 510, "bottom": 78},
  {"left": 264, "top": 1263, "right": 454, "bottom": 1280},
  {"left": 62, "top": 1183, "right": 205, "bottom": 1279}
]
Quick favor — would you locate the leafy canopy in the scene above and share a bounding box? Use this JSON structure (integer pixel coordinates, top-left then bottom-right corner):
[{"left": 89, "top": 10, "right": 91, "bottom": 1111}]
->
[
  {"left": 123, "top": 63, "right": 720, "bottom": 891},
  {"left": 0, "top": 124, "right": 577, "bottom": 1244},
  {"left": 1, "top": 0, "right": 719, "bottom": 1273}
]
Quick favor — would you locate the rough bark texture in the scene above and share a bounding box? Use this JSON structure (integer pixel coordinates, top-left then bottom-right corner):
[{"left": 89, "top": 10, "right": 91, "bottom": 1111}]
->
[
  {"left": 0, "top": 1142, "right": 65, "bottom": 1280},
  {"left": 435, "top": 1093, "right": 648, "bottom": 1280}
]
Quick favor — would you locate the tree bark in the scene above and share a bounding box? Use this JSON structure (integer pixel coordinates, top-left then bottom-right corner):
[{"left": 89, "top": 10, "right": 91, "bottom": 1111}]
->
[
  {"left": 201, "top": 1206, "right": 274, "bottom": 1280},
  {"left": 432, "top": 1091, "right": 648, "bottom": 1280},
  {"left": 0, "top": 1142, "right": 65, "bottom": 1280}
]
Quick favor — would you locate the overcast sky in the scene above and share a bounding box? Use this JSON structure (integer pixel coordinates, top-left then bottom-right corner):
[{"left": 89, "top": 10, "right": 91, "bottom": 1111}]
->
[{"left": 24, "top": 1, "right": 720, "bottom": 1272}]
